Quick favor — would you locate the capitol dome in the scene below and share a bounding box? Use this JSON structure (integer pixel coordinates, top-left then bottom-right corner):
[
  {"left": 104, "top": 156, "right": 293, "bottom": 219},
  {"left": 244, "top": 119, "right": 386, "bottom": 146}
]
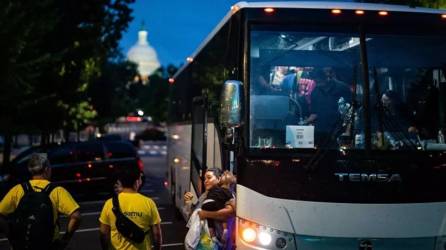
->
[{"left": 127, "top": 27, "right": 160, "bottom": 82}]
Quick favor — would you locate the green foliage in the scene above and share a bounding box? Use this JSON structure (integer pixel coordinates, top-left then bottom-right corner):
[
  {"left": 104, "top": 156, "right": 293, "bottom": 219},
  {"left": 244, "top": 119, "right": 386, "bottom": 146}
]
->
[
  {"left": 89, "top": 62, "right": 177, "bottom": 124},
  {"left": 0, "top": 0, "right": 60, "bottom": 133},
  {"left": 0, "top": 0, "right": 135, "bottom": 135},
  {"left": 0, "top": 0, "right": 135, "bottom": 166},
  {"left": 132, "top": 66, "right": 176, "bottom": 123},
  {"left": 68, "top": 101, "right": 98, "bottom": 131},
  {"left": 88, "top": 60, "right": 139, "bottom": 126}
]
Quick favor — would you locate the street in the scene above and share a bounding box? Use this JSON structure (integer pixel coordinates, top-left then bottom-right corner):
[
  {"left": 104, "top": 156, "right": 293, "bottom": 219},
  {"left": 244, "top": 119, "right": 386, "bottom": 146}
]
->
[{"left": 0, "top": 141, "right": 187, "bottom": 250}]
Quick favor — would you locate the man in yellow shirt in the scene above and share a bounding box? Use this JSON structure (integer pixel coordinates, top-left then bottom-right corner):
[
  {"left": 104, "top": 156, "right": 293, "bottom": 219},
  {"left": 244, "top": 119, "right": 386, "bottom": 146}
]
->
[
  {"left": 99, "top": 168, "right": 162, "bottom": 250},
  {"left": 0, "top": 153, "right": 81, "bottom": 249}
]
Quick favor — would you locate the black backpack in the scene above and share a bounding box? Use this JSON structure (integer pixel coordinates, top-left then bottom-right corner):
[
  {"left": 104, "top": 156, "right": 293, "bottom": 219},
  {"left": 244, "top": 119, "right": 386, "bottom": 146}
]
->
[
  {"left": 112, "top": 195, "right": 148, "bottom": 243},
  {"left": 9, "top": 182, "right": 56, "bottom": 250}
]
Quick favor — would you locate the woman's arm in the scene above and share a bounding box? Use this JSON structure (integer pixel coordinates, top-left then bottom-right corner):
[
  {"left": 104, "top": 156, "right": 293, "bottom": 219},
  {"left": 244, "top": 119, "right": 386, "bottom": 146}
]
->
[
  {"left": 198, "top": 199, "right": 235, "bottom": 221},
  {"left": 183, "top": 191, "right": 200, "bottom": 220}
]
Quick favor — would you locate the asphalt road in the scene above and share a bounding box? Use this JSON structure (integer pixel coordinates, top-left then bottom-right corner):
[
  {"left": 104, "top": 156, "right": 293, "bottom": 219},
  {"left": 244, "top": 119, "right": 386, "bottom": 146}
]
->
[{"left": 0, "top": 141, "right": 187, "bottom": 250}]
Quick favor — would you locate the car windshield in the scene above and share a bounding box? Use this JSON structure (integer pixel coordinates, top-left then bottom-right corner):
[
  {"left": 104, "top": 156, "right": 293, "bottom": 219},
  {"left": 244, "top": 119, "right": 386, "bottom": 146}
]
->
[
  {"left": 249, "top": 25, "right": 446, "bottom": 151},
  {"left": 104, "top": 141, "right": 136, "bottom": 158}
]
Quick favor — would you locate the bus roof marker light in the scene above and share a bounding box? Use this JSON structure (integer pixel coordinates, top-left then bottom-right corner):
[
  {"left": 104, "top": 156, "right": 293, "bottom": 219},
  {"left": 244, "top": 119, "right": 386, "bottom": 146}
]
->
[
  {"left": 264, "top": 7, "right": 275, "bottom": 14},
  {"left": 355, "top": 10, "right": 365, "bottom": 15},
  {"left": 186, "top": 57, "right": 194, "bottom": 63},
  {"left": 378, "top": 11, "right": 389, "bottom": 16},
  {"left": 442, "top": 14, "right": 446, "bottom": 19},
  {"left": 231, "top": 5, "right": 240, "bottom": 13},
  {"left": 331, "top": 9, "right": 342, "bottom": 15}
]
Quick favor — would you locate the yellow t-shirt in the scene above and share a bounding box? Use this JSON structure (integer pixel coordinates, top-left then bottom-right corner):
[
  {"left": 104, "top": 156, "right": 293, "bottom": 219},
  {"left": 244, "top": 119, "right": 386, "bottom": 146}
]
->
[
  {"left": 0, "top": 179, "right": 80, "bottom": 240},
  {"left": 99, "top": 192, "right": 161, "bottom": 250}
]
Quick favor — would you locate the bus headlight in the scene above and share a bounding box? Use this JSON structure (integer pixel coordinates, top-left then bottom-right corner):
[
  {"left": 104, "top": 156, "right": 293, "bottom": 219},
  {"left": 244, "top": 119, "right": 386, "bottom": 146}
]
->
[
  {"left": 238, "top": 218, "right": 296, "bottom": 249},
  {"left": 242, "top": 228, "right": 257, "bottom": 243},
  {"left": 258, "top": 232, "right": 272, "bottom": 246}
]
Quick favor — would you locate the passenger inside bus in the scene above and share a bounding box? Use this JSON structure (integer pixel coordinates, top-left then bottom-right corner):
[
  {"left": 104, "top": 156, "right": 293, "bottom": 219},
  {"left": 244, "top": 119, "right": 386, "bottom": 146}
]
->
[
  {"left": 251, "top": 64, "right": 281, "bottom": 95},
  {"left": 406, "top": 69, "right": 441, "bottom": 139},
  {"left": 371, "top": 90, "right": 419, "bottom": 150},
  {"left": 289, "top": 69, "right": 314, "bottom": 125},
  {"left": 307, "top": 67, "right": 352, "bottom": 145},
  {"left": 250, "top": 65, "right": 295, "bottom": 147},
  {"left": 250, "top": 65, "right": 354, "bottom": 148},
  {"left": 367, "top": 67, "right": 444, "bottom": 150}
]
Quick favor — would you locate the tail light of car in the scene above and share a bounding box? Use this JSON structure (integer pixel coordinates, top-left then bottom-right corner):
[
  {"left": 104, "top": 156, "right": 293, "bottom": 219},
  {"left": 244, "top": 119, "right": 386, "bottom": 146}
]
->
[{"left": 137, "top": 158, "right": 144, "bottom": 172}]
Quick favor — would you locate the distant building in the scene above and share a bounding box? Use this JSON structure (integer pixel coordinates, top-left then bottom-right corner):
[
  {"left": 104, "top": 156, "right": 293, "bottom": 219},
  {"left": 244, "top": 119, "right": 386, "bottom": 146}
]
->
[{"left": 127, "top": 24, "right": 160, "bottom": 83}]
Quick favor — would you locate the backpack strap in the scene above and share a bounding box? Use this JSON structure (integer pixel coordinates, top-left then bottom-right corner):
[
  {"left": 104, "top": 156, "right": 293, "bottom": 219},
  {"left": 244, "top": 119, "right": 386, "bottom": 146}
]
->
[
  {"left": 42, "top": 183, "right": 57, "bottom": 195},
  {"left": 20, "top": 182, "right": 57, "bottom": 195},
  {"left": 20, "top": 182, "right": 33, "bottom": 193},
  {"left": 112, "top": 194, "right": 121, "bottom": 213},
  {"left": 112, "top": 195, "right": 150, "bottom": 235}
]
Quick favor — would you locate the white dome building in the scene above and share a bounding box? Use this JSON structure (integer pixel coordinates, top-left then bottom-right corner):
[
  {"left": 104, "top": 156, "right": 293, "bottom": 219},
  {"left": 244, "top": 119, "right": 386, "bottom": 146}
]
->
[{"left": 127, "top": 26, "right": 160, "bottom": 83}]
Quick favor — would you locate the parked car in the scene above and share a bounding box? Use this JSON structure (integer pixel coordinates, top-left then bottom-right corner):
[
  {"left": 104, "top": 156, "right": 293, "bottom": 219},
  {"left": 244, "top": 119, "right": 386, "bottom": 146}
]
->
[{"left": 0, "top": 140, "right": 143, "bottom": 198}]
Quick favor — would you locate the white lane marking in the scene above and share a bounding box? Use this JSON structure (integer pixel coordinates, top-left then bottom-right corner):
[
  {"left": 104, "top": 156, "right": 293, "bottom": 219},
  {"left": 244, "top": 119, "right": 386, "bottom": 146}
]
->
[
  {"left": 162, "top": 243, "right": 184, "bottom": 247},
  {"left": 68, "top": 228, "right": 99, "bottom": 233},
  {"left": 62, "top": 207, "right": 165, "bottom": 218},
  {"left": 1, "top": 238, "right": 184, "bottom": 248},
  {"left": 0, "top": 228, "right": 100, "bottom": 242},
  {"left": 81, "top": 211, "right": 101, "bottom": 216},
  {"left": 79, "top": 196, "right": 159, "bottom": 205},
  {"left": 61, "top": 211, "right": 100, "bottom": 218},
  {"left": 0, "top": 222, "right": 175, "bottom": 242},
  {"left": 79, "top": 200, "right": 106, "bottom": 205}
]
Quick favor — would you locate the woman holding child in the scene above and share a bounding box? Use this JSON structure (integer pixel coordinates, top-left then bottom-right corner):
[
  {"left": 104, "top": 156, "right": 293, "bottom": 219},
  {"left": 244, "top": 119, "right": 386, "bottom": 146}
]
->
[{"left": 184, "top": 168, "right": 236, "bottom": 250}]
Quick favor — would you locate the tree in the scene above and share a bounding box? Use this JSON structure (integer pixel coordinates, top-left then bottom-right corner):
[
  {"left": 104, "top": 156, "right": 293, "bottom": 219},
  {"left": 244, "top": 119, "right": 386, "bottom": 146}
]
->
[
  {"left": 126, "top": 66, "right": 177, "bottom": 123},
  {"left": 43, "top": 0, "right": 136, "bottom": 137},
  {"left": 0, "top": 0, "right": 136, "bottom": 169},
  {"left": 88, "top": 60, "right": 139, "bottom": 127},
  {"left": 0, "top": 0, "right": 60, "bottom": 170}
]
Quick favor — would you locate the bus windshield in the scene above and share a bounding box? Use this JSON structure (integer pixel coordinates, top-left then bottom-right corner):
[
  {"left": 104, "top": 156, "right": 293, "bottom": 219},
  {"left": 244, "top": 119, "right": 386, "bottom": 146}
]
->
[{"left": 249, "top": 25, "right": 446, "bottom": 151}]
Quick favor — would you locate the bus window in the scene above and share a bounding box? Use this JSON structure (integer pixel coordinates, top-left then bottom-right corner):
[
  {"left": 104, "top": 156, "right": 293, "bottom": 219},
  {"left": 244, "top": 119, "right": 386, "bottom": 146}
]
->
[
  {"left": 366, "top": 32, "right": 446, "bottom": 151},
  {"left": 249, "top": 28, "right": 361, "bottom": 149}
]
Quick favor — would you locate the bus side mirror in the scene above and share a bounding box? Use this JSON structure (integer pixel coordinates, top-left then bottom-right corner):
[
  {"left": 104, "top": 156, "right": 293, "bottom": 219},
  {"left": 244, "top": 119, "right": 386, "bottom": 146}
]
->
[{"left": 220, "top": 80, "right": 243, "bottom": 130}]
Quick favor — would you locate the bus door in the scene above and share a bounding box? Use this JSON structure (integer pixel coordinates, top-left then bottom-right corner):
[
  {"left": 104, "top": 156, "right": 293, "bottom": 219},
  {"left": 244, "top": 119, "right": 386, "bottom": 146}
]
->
[{"left": 190, "top": 96, "right": 207, "bottom": 197}]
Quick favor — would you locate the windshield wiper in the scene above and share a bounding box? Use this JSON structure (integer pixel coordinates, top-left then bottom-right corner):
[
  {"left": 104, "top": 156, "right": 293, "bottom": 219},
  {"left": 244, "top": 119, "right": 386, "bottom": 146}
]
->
[{"left": 304, "top": 116, "right": 346, "bottom": 171}]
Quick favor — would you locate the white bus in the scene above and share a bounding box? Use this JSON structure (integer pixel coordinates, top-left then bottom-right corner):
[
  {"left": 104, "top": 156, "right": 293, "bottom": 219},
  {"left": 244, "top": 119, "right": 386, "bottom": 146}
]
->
[{"left": 167, "top": 2, "right": 446, "bottom": 249}]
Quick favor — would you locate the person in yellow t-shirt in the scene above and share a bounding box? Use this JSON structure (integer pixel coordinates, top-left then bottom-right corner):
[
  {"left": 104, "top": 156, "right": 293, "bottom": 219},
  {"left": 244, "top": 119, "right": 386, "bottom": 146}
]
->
[
  {"left": 99, "top": 168, "right": 162, "bottom": 250},
  {"left": 0, "top": 153, "right": 81, "bottom": 249}
]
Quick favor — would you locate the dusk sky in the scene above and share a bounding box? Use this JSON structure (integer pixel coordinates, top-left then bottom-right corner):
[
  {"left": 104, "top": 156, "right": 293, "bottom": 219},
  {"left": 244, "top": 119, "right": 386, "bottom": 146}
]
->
[{"left": 119, "top": 0, "right": 263, "bottom": 67}]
